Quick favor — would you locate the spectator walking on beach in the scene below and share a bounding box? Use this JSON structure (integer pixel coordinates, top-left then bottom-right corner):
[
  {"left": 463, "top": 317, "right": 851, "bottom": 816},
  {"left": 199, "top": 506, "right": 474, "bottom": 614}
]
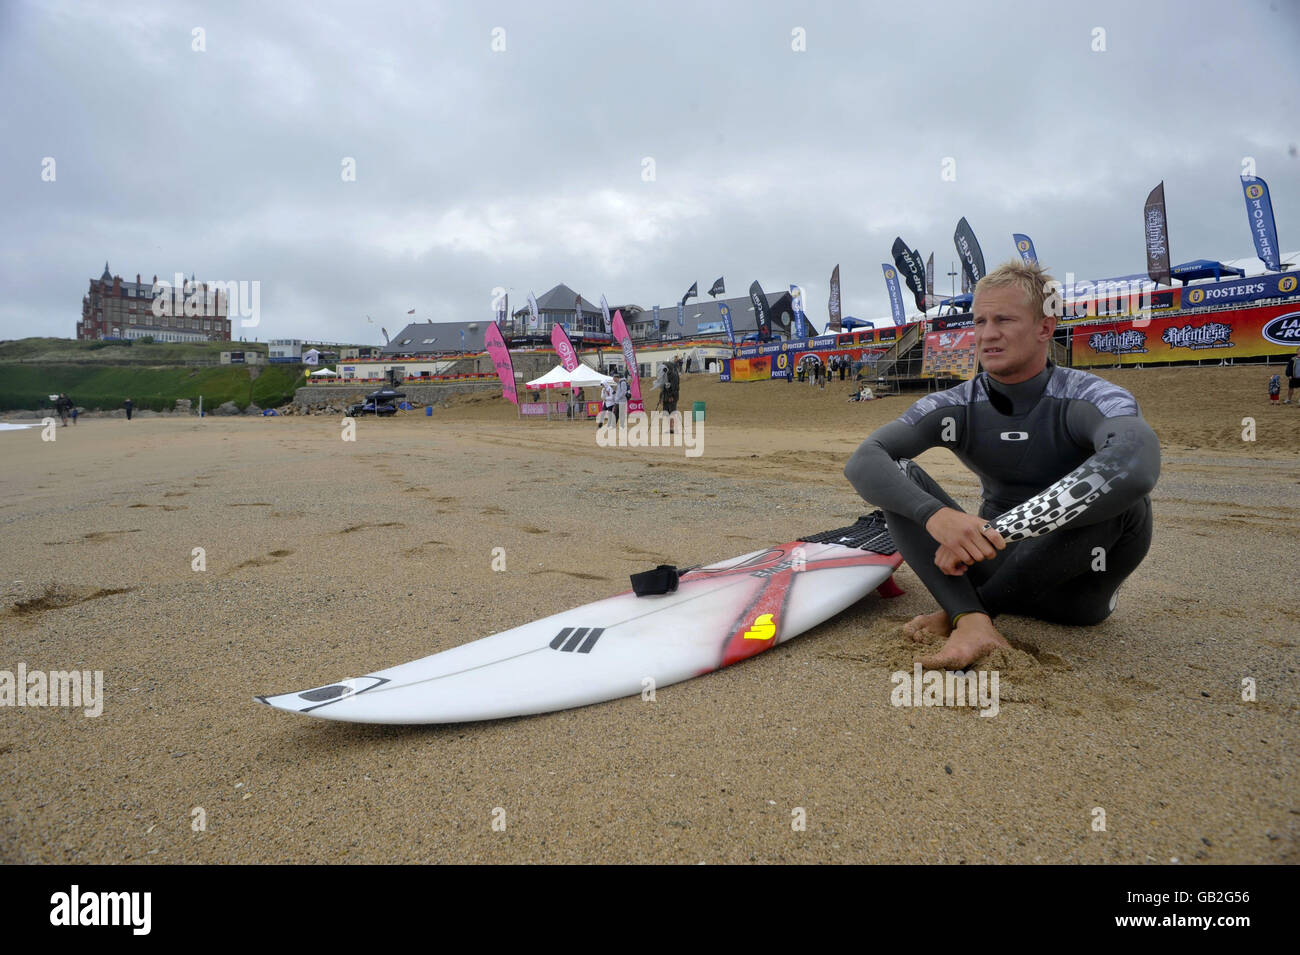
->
[
  {"left": 54, "top": 393, "right": 70, "bottom": 426},
  {"left": 839, "top": 355, "right": 847, "bottom": 381},
  {"left": 1285, "top": 348, "right": 1300, "bottom": 404},
  {"left": 599, "top": 377, "right": 616, "bottom": 428},
  {"left": 123, "top": 397, "right": 134, "bottom": 421},
  {"left": 70, "top": 403, "right": 78, "bottom": 425},
  {"left": 613, "top": 373, "right": 629, "bottom": 425}
]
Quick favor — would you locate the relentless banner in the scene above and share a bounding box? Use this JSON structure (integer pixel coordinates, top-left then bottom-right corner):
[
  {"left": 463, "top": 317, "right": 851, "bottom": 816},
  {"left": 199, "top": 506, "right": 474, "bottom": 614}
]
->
[
  {"left": 828, "top": 264, "right": 842, "bottom": 332},
  {"left": 1144, "top": 182, "right": 1172, "bottom": 286},
  {"left": 1072, "top": 302, "right": 1300, "bottom": 366}
]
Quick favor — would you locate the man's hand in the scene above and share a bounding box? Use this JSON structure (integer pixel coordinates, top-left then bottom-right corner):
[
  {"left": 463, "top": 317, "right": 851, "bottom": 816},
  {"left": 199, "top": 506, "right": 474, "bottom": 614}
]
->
[{"left": 924, "top": 507, "right": 1006, "bottom": 576}]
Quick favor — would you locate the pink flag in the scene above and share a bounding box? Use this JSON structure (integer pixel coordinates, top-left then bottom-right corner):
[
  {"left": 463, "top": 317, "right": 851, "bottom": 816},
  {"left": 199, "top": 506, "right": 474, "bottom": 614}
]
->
[
  {"left": 484, "top": 323, "right": 518, "bottom": 405},
  {"left": 550, "top": 323, "right": 579, "bottom": 371},
  {"left": 611, "top": 310, "right": 644, "bottom": 413}
]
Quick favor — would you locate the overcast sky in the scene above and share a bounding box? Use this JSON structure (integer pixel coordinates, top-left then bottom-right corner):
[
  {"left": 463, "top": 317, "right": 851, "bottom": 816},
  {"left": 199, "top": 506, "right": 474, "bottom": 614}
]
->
[{"left": 3, "top": 0, "right": 1298, "bottom": 343}]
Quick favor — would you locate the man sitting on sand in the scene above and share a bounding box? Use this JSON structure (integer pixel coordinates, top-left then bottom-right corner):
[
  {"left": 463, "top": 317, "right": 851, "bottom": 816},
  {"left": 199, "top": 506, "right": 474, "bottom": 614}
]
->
[{"left": 844, "top": 260, "right": 1160, "bottom": 669}]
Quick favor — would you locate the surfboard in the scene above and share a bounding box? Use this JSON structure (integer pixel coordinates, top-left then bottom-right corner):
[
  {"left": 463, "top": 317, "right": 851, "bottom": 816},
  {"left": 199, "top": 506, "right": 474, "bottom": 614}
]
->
[{"left": 257, "top": 511, "right": 903, "bottom": 724}]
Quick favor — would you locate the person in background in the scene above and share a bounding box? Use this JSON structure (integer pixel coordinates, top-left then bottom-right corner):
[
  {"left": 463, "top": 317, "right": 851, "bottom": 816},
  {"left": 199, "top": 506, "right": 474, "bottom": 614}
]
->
[
  {"left": 69, "top": 401, "right": 78, "bottom": 425},
  {"left": 123, "top": 397, "right": 134, "bottom": 421},
  {"left": 1284, "top": 347, "right": 1300, "bottom": 404},
  {"left": 613, "top": 373, "right": 629, "bottom": 425},
  {"left": 55, "top": 393, "right": 69, "bottom": 426},
  {"left": 840, "top": 354, "right": 847, "bottom": 381},
  {"left": 1268, "top": 372, "right": 1281, "bottom": 406},
  {"left": 599, "top": 376, "right": 616, "bottom": 428}
]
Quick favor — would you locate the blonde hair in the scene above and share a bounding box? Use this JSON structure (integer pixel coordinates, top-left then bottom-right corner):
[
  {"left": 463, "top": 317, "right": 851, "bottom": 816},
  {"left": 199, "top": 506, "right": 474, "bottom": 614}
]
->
[{"left": 974, "top": 259, "right": 1059, "bottom": 319}]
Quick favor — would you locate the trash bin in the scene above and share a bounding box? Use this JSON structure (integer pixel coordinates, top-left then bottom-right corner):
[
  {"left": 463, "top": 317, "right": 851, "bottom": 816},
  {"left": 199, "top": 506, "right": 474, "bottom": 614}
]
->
[
  {"left": 425, "top": 405, "right": 433, "bottom": 417},
  {"left": 692, "top": 401, "right": 705, "bottom": 421}
]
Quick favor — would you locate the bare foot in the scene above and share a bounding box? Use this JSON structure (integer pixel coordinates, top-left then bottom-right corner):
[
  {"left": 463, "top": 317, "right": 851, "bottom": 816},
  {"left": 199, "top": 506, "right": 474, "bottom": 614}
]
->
[
  {"left": 919, "top": 613, "right": 1010, "bottom": 669},
  {"left": 902, "top": 610, "right": 951, "bottom": 643}
]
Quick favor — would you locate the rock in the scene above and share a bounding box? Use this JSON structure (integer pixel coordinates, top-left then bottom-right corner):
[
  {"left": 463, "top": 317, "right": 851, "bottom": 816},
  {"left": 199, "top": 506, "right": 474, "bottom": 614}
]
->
[
  {"left": 215, "top": 401, "right": 241, "bottom": 416},
  {"left": 245, "top": 402, "right": 261, "bottom": 416},
  {"left": 174, "top": 398, "right": 193, "bottom": 413},
  {"left": 136, "top": 409, "right": 160, "bottom": 418}
]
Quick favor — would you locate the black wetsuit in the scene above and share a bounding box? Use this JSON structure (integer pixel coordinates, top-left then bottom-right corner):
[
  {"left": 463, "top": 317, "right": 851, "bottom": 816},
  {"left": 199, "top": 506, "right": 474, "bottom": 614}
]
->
[{"left": 844, "top": 361, "right": 1159, "bottom": 625}]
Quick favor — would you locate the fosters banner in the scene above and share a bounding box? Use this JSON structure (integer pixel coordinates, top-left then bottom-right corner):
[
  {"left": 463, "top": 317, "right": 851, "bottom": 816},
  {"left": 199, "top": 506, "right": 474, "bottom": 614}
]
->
[{"left": 1072, "top": 302, "right": 1300, "bottom": 366}]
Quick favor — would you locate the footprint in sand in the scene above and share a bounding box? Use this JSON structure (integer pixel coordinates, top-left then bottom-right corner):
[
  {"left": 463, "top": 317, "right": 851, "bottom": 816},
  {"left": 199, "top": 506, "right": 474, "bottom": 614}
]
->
[
  {"left": 7, "top": 584, "right": 137, "bottom": 618},
  {"left": 338, "top": 522, "right": 406, "bottom": 534},
  {"left": 230, "top": 549, "right": 294, "bottom": 571}
]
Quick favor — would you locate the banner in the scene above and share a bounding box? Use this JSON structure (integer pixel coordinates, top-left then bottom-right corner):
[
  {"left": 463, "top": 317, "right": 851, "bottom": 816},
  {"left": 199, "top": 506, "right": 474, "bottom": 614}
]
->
[
  {"left": 682, "top": 281, "right": 698, "bottom": 305},
  {"left": 709, "top": 277, "right": 725, "bottom": 297},
  {"left": 719, "top": 302, "right": 736, "bottom": 346},
  {"left": 652, "top": 304, "right": 660, "bottom": 336},
  {"left": 1241, "top": 176, "right": 1282, "bottom": 272},
  {"left": 611, "top": 310, "right": 645, "bottom": 412},
  {"left": 790, "top": 285, "right": 808, "bottom": 340},
  {"left": 828, "top": 265, "right": 842, "bottom": 332},
  {"left": 926, "top": 252, "right": 935, "bottom": 297},
  {"left": 718, "top": 359, "right": 732, "bottom": 381},
  {"left": 771, "top": 350, "right": 793, "bottom": 380},
  {"left": 1072, "top": 302, "right": 1300, "bottom": 366},
  {"left": 922, "top": 329, "right": 978, "bottom": 380},
  {"left": 1144, "top": 182, "right": 1172, "bottom": 286},
  {"left": 527, "top": 291, "right": 540, "bottom": 329},
  {"left": 954, "top": 217, "right": 987, "bottom": 291},
  {"left": 730, "top": 356, "right": 772, "bottom": 381},
  {"left": 484, "top": 323, "right": 518, "bottom": 405},
  {"left": 600, "top": 294, "right": 612, "bottom": 334},
  {"left": 1013, "top": 233, "right": 1038, "bottom": 265},
  {"left": 574, "top": 294, "right": 583, "bottom": 333},
  {"left": 677, "top": 302, "right": 685, "bottom": 328},
  {"left": 882, "top": 264, "right": 906, "bottom": 325},
  {"left": 749, "top": 280, "right": 772, "bottom": 339},
  {"left": 496, "top": 291, "right": 508, "bottom": 326},
  {"left": 550, "top": 323, "right": 579, "bottom": 371},
  {"left": 892, "top": 238, "right": 927, "bottom": 312}
]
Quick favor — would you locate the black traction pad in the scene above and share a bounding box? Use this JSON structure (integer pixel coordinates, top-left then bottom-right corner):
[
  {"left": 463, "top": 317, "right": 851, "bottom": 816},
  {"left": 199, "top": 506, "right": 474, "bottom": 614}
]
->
[{"left": 798, "top": 510, "right": 896, "bottom": 555}]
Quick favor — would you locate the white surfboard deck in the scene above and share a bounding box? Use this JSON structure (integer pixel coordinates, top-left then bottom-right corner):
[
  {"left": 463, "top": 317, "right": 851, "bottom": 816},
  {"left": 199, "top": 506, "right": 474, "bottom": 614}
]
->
[{"left": 257, "top": 513, "right": 902, "bottom": 724}]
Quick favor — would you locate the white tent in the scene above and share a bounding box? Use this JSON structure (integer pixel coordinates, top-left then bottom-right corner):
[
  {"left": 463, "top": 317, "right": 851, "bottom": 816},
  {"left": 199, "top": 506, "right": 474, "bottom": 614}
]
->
[
  {"left": 309, "top": 367, "right": 338, "bottom": 377},
  {"left": 525, "top": 363, "right": 613, "bottom": 389},
  {"left": 302, "top": 348, "right": 321, "bottom": 366}
]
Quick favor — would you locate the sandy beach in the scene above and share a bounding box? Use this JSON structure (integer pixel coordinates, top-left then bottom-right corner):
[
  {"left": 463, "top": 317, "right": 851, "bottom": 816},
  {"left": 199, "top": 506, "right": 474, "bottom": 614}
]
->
[{"left": 1, "top": 365, "right": 1297, "bottom": 864}]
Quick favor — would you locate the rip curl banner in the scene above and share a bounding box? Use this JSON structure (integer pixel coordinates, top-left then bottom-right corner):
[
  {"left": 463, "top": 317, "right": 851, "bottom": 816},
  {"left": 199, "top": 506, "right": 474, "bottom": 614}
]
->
[
  {"left": 749, "top": 280, "right": 772, "bottom": 339},
  {"left": 828, "top": 265, "right": 842, "bottom": 332},
  {"left": 719, "top": 302, "right": 736, "bottom": 346},
  {"left": 600, "top": 294, "right": 612, "bottom": 334},
  {"left": 527, "top": 291, "right": 540, "bottom": 329},
  {"left": 953, "top": 217, "right": 987, "bottom": 291},
  {"left": 484, "top": 322, "right": 518, "bottom": 405},
  {"left": 882, "top": 264, "right": 907, "bottom": 326},
  {"left": 790, "top": 285, "right": 808, "bottom": 340},
  {"left": 1144, "top": 182, "right": 1172, "bottom": 287},
  {"left": 891, "top": 238, "right": 927, "bottom": 312},
  {"left": 1013, "top": 233, "right": 1038, "bottom": 265},
  {"left": 1071, "top": 302, "right": 1300, "bottom": 366},
  {"left": 926, "top": 252, "right": 935, "bottom": 296},
  {"left": 1241, "top": 176, "right": 1282, "bottom": 272},
  {"left": 611, "top": 310, "right": 645, "bottom": 412},
  {"left": 550, "top": 322, "right": 579, "bottom": 371}
]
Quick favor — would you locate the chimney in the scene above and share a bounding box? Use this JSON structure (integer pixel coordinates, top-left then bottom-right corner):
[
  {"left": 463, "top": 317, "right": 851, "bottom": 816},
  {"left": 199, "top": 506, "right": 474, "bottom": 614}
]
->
[{"left": 136, "top": 274, "right": 141, "bottom": 285}]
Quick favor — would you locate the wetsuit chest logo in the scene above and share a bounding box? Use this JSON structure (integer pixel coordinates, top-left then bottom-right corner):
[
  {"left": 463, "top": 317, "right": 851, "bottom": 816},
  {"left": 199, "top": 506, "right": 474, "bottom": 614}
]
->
[{"left": 1000, "top": 431, "right": 1030, "bottom": 441}]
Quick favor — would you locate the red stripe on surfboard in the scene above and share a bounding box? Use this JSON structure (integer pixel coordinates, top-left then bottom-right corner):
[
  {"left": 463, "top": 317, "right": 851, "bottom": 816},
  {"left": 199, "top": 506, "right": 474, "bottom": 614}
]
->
[{"left": 716, "top": 542, "right": 901, "bottom": 669}]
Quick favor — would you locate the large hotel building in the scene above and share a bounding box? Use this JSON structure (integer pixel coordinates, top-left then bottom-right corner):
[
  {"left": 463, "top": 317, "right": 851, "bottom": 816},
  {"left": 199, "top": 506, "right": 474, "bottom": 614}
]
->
[{"left": 78, "top": 263, "right": 232, "bottom": 342}]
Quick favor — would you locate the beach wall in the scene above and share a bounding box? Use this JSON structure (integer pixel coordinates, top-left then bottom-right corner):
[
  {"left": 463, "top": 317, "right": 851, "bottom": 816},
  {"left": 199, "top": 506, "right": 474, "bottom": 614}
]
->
[{"left": 292, "top": 380, "right": 501, "bottom": 410}]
